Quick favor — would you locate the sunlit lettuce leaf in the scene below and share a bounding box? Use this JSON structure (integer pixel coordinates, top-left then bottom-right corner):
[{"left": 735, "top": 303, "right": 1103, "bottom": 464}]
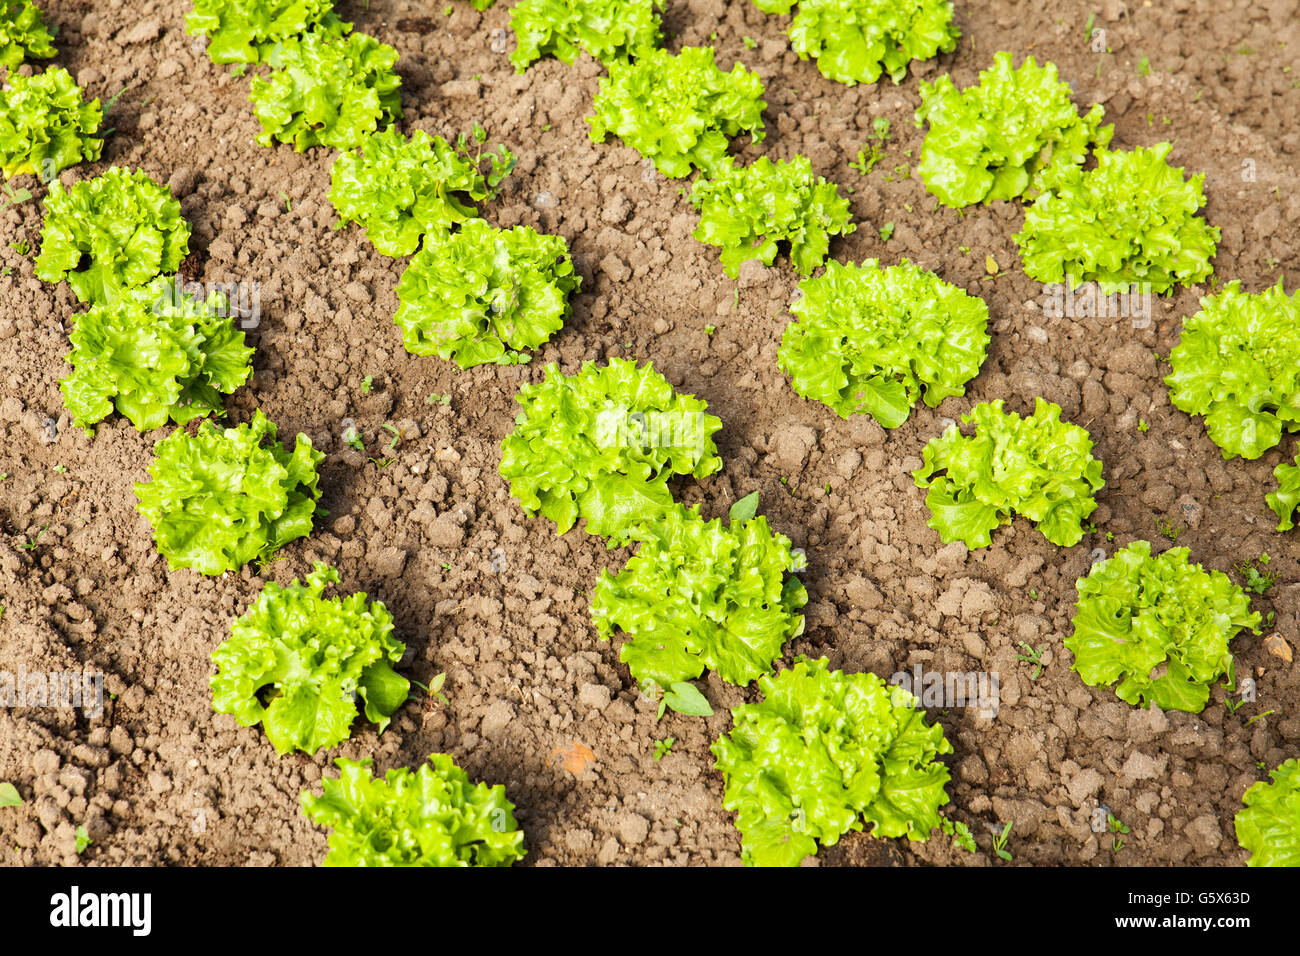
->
[
  {"left": 913, "top": 397, "right": 1104, "bottom": 548},
  {"left": 1065, "top": 540, "right": 1259, "bottom": 713},
  {"left": 690, "top": 154, "right": 854, "bottom": 278},
  {"left": 499, "top": 358, "right": 722, "bottom": 542},
  {"left": 509, "top": 0, "right": 661, "bottom": 71},
  {"left": 1235, "top": 759, "right": 1300, "bottom": 867},
  {"left": 778, "top": 258, "right": 989, "bottom": 426},
  {"left": 249, "top": 29, "right": 401, "bottom": 151},
  {"left": 35, "top": 166, "right": 190, "bottom": 303},
  {"left": 0, "top": 0, "right": 57, "bottom": 71},
  {"left": 1165, "top": 279, "right": 1300, "bottom": 461},
  {"left": 394, "top": 218, "right": 579, "bottom": 368},
  {"left": 0, "top": 66, "right": 102, "bottom": 179},
  {"left": 712, "top": 657, "right": 952, "bottom": 866},
  {"left": 134, "top": 409, "right": 324, "bottom": 575},
  {"left": 211, "top": 563, "right": 407, "bottom": 755},
  {"left": 302, "top": 755, "right": 526, "bottom": 866},
  {"left": 916, "top": 51, "right": 1113, "bottom": 207},
  {"left": 1269, "top": 451, "right": 1300, "bottom": 532},
  {"left": 591, "top": 502, "right": 807, "bottom": 689},
  {"left": 1014, "top": 143, "right": 1218, "bottom": 295},
  {"left": 61, "top": 277, "right": 253, "bottom": 434},
  {"left": 185, "top": 0, "right": 350, "bottom": 65},
  {"left": 588, "top": 45, "right": 765, "bottom": 178}
]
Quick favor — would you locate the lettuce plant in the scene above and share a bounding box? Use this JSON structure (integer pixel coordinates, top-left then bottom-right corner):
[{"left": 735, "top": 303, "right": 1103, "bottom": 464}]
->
[
  {"left": 1235, "top": 759, "right": 1300, "bottom": 867},
  {"left": 134, "top": 410, "right": 324, "bottom": 575},
  {"left": 510, "top": 0, "right": 662, "bottom": 71},
  {"left": 0, "top": 66, "right": 102, "bottom": 179},
  {"left": 1269, "top": 451, "right": 1300, "bottom": 532},
  {"left": 61, "top": 278, "right": 254, "bottom": 434},
  {"left": 37, "top": 167, "right": 190, "bottom": 303},
  {"left": 1165, "top": 279, "right": 1300, "bottom": 461},
  {"left": 394, "top": 218, "right": 579, "bottom": 368},
  {"left": 752, "top": 0, "right": 959, "bottom": 86},
  {"left": 778, "top": 258, "right": 989, "bottom": 426},
  {"left": 249, "top": 30, "right": 402, "bottom": 151},
  {"left": 689, "top": 155, "right": 854, "bottom": 278},
  {"left": 329, "top": 126, "right": 513, "bottom": 257},
  {"left": 1065, "top": 540, "right": 1260, "bottom": 714},
  {"left": 588, "top": 46, "right": 765, "bottom": 178},
  {"left": 185, "top": 0, "right": 350, "bottom": 65},
  {"left": 915, "top": 51, "right": 1113, "bottom": 207},
  {"left": 1014, "top": 143, "right": 1218, "bottom": 294},
  {"left": 302, "top": 755, "right": 526, "bottom": 867},
  {"left": 591, "top": 503, "right": 807, "bottom": 690},
  {"left": 499, "top": 358, "right": 722, "bottom": 542},
  {"left": 913, "top": 397, "right": 1104, "bottom": 548},
  {"left": 211, "top": 564, "right": 408, "bottom": 755},
  {"left": 0, "top": 0, "right": 57, "bottom": 71},
  {"left": 712, "top": 657, "right": 952, "bottom": 866}
]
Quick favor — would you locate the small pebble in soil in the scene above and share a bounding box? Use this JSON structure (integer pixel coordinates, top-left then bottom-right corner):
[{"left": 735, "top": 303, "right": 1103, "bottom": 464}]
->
[{"left": 533, "top": 191, "right": 557, "bottom": 209}]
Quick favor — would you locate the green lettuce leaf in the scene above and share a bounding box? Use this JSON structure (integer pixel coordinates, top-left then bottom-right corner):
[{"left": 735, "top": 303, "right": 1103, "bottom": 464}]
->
[
  {"left": 1268, "top": 450, "right": 1300, "bottom": 532},
  {"left": 499, "top": 358, "right": 722, "bottom": 542},
  {"left": 916, "top": 51, "right": 1113, "bottom": 207},
  {"left": 394, "top": 218, "right": 579, "bottom": 368},
  {"left": 0, "top": 0, "right": 57, "bottom": 72},
  {"left": 1065, "top": 540, "right": 1260, "bottom": 713},
  {"left": 1235, "top": 759, "right": 1300, "bottom": 867},
  {"left": 185, "top": 0, "right": 350, "bottom": 65},
  {"left": 329, "top": 126, "right": 512, "bottom": 257},
  {"left": 913, "top": 397, "right": 1104, "bottom": 548},
  {"left": 1165, "top": 279, "right": 1300, "bottom": 461},
  {"left": 1015, "top": 142, "right": 1219, "bottom": 295},
  {"left": 509, "top": 0, "right": 662, "bottom": 71},
  {"left": 711, "top": 657, "right": 952, "bottom": 866},
  {"left": 778, "top": 258, "right": 989, "bottom": 426},
  {"left": 588, "top": 45, "right": 766, "bottom": 179},
  {"left": 211, "top": 563, "right": 407, "bottom": 755},
  {"left": 591, "top": 502, "right": 807, "bottom": 689},
  {"left": 134, "top": 409, "right": 324, "bottom": 575},
  {"left": 35, "top": 166, "right": 190, "bottom": 303},
  {"left": 0, "top": 66, "right": 102, "bottom": 179},
  {"left": 690, "top": 154, "right": 854, "bottom": 278},
  {"left": 302, "top": 755, "right": 526, "bottom": 866},
  {"left": 249, "top": 29, "right": 402, "bottom": 151},
  {"left": 61, "top": 277, "right": 254, "bottom": 434}
]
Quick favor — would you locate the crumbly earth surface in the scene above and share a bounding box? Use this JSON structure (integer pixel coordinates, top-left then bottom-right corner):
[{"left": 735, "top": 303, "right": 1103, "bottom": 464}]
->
[{"left": 1, "top": 0, "right": 1298, "bottom": 867}]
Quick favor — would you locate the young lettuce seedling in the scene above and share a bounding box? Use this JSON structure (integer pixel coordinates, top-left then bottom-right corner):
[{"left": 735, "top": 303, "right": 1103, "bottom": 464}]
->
[
  {"left": 510, "top": 0, "right": 662, "bottom": 71},
  {"left": 0, "top": 67, "right": 101, "bottom": 180}
]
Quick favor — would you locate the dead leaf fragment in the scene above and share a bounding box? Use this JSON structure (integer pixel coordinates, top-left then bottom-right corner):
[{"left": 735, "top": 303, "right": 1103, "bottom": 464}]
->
[
  {"left": 550, "top": 742, "right": 596, "bottom": 776},
  {"left": 1263, "top": 633, "right": 1293, "bottom": 664}
]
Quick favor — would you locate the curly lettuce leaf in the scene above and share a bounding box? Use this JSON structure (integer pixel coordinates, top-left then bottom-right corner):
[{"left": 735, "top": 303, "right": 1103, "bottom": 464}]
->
[
  {"left": 0, "top": 66, "right": 102, "bottom": 179},
  {"left": 61, "top": 278, "right": 253, "bottom": 434},
  {"left": 499, "top": 358, "right": 722, "bottom": 542},
  {"left": 0, "top": 0, "right": 57, "bottom": 72},
  {"left": 249, "top": 29, "right": 402, "bottom": 151},
  {"left": 916, "top": 51, "right": 1113, "bottom": 207},
  {"left": 588, "top": 45, "right": 765, "bottom": 179},
  {"left": 591, "top": 503, "right": 807, "bottom": 689},
  {"left": 211, "top": 563, "right": 406, "bottom": 755},
  {"left": 394, "top": 218, "right": 579, "bottom": 368},
  {"left": 185, "top": 0, "right": 350, "bottom": 65},
  {"left": 1235, "top": 759, "right": 1300, "bottom": 868},
  {"left": 1165, "top": 279, "right": 1300, "bottom": 461},
  {"left": 134, "top": 409, "right": 324, "bottom": 575},
  {"left": 302, "top": 755, "right": 525, "bottom": 866},
  {"left": 509, "top": 0, "right": 662, "bottom": 71},
  {"left": 1065, "top": 540, "right": 1259, "bottom": 713},
  {"left": 690, "top": 154, "right": 854, "bottom": 278},
  {"left": 1015, "top": 142, "right": 1219, "bottom": 295},
  {"left": 711, "top": 657, "right": 952, "bottom": 866},
  {"left": 913, "top": 397, "right": 1104, "bottom": 548},
  {"left": 1269, "top": 451, "right": 1300, "bottom": 532},
  {"left": 753, "top": 0, "right": 959, "bottom": 86},
  {"left": 778, "top": 258, "right": 989, "bottom": 426},
  {"left": 36, "top": 166, "right": 190, "bottom": 303},
  {"left": 329, "top": 126, "right": 510, "bottom": 257}
]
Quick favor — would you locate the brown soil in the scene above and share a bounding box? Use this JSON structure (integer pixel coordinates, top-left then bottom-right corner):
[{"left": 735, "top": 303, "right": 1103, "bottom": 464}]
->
[{"left": 1, "top": 0, "right": 1298, "bottom": 867}]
